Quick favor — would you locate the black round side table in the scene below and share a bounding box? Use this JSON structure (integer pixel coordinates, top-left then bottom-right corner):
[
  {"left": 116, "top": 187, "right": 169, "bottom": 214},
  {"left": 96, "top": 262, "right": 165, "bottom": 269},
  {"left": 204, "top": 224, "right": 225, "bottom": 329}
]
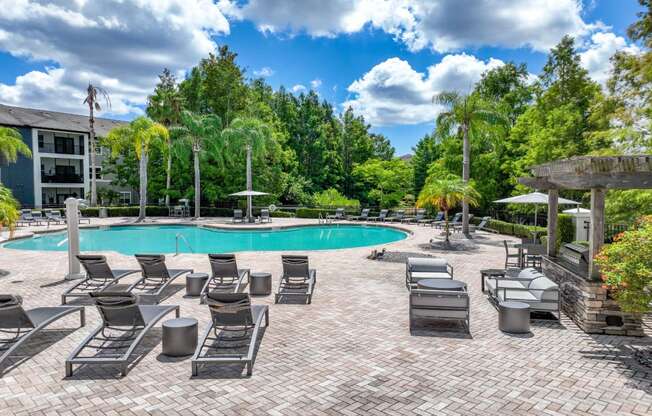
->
[{"left": 250, "top": 272, "right": 272, "bottom": 296}]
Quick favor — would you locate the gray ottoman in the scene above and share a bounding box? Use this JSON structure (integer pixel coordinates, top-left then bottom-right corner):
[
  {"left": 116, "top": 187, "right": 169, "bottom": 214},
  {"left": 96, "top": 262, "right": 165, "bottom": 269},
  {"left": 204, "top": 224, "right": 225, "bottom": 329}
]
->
[
  {"left": 186, "top": 273, "right": 209, "bottom": 296},
  {"left": 499, "top": 301, "right": 530, "bottom": 333},
  {"left": 162, "top": 318, "right": 198, "bottom": 356},
  {"left": 250, "top": 272, "right": 272, "bottom": 296}
]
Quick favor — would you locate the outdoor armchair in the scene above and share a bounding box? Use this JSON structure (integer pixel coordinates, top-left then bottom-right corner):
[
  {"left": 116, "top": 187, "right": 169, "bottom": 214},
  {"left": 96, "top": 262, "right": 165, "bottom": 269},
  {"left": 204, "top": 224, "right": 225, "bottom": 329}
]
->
[
  {"left": 503, "top": 241, "right": 521, "bottom": 269},
  {"left": 191, "top": 292, "right": 268, "bottom": 377},
  {"left": 0, "top": 295, "right": 85, "bottom": 369},
  {"left": 275, "top": 255, "right": 316, "bottom": 304},
  {"left": 65, "top": 292, "right": 179, "bottom": 377},
  {"left": 409, "top": 289, "right": 470, "bottom": 333},
  {"left": 61, "top": 254, "right": 141, "bottom": 304},
  {"left": 405, "top": 257, "right": 453, "bottom": 289}
]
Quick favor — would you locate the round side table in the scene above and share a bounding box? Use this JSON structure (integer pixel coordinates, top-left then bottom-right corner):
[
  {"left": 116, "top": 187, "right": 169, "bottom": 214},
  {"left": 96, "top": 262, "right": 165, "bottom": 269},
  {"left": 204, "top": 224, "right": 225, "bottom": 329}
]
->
[
  {"left": 162, "top": 318, "right": 198, "bottom": 356},
  {"left": 250, "top": 272, "right": 272, "bottom": 296},
  {"left": 186, "top": 273, "right": 209, "bottom": 297},
  {"left": 498, "top": 301, "right": 530, "bottom": 333}
]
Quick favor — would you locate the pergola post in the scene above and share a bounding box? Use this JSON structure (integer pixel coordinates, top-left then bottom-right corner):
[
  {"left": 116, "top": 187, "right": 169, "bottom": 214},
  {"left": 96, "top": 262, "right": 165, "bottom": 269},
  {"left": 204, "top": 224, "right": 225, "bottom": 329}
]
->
[
  {"left": 547, "top": 189, "right": 558, "bottom": 257},
  {"left": 588, "top": 188, "right": 605, "bottom": 279}
]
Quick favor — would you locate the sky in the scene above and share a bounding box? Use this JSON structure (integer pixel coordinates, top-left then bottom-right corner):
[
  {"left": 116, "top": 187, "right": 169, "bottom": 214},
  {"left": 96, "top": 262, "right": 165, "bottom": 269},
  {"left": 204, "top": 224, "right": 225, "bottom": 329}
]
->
[{"left": 0, "top": 1, "right": 645, "bottom": 155}]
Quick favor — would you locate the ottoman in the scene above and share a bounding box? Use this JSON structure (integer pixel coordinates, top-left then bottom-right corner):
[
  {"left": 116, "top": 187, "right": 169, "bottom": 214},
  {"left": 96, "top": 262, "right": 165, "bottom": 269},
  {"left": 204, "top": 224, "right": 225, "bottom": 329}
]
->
[
  {"left": 498, "top": 301, "right": 530, "bottom": 333},
  {"left": 162, "top": 318, "right": 198, "bottom": 356},
  {"left": 186, "top": 273, "right": 209, "bottom": 297},
  {"left": 250, "top": 272, "right": 272, "bottom": 296}
]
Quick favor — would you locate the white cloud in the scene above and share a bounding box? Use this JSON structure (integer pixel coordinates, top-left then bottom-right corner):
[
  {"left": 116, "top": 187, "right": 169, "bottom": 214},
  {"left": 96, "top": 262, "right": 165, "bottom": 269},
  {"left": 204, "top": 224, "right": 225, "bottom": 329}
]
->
[
  {"left": 0, "top": 0, "right": 230, "bottom": 116},
  {"left": 310, "top": 79, "right": 322, "bottom": 89},
  {"left": 253, "top": 66, "right": 274, "bottom": 77},
  {"left": 291, "top": 84, "right": 307, "bottom": 93},
  {"left": 579, "top": 31, "right": 640, "bottom": 85},
  {"left": 233, "top": 0, "right": 593, "bottom": 53},
  {"left": 343, "top": 55, "right": 503, "bottom": 125}
]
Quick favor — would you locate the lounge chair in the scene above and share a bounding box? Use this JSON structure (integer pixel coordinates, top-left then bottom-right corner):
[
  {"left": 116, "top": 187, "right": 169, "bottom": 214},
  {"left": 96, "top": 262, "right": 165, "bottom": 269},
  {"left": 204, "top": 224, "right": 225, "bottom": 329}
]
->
[
  {"left": 275, "top": 255, "right": 316, "bottom": 304},
  {"left": 61, "top": 255, "right": 141, "bottom": 304},
  {"left": 31, "top": 211, "right": 46, "bottom": 225},
  {"left": 65, "top": 292, "right": 179, "bottom": 377},
  {"left": 127, "top": 255, "right": 193, "bottom": 303},
  {"left": 409, "top": 289, "right": 470, "bottom": 332},
  {"left": 368, "top": 209, "right": 388, "bottom": 222},
  {"left": 0, "top": 295, "right": 85, "bottom": 368},
  {"left": 260, "top": 209, "right": 272, "bottom": 223},
  {"left": 191, "top": 292, "right": 268, "bottom": 377},
  {"left": 405, "top": 257, "right": 454, "bottom": 290},
  {"left": 232, "top": 209, "right": 244, "bottom": 223},
  {"left": 452, "top": 214, "right": 474, "bottom": 233},
  {"left": 44, "top": 209, "right": 65, "bottom": 225},
  {"left": 503, "top": 241, "right": 521, "bottom": 269},
  {"left": 347, "top": 208, "right": 370, "bottom": 221},
  {"left": 418, "top": 211, "right": 443, "bottom": 226},
  {"left": 326, "top": 208, "right": 345, "bottom": 221},
  {"left": 470, "top": 216, "right": 498, "bottom": 233},
  {"left": 77, "top": 210, "right": 91, "bottom": 224},
  {"left": 16, "top": 210, "right": 38, "bottom": 226},
  {"left": 386, "top": 210, "right": 405, "bottom": 222},
  {"left": 200, "top": 254, "right": 250, "bottom": 301},
  {"left": 402, "top": 209, "right": 426, "bottom": 224},
  {"left": 432, "top": 212, "right": 461, "bottom": 229}
]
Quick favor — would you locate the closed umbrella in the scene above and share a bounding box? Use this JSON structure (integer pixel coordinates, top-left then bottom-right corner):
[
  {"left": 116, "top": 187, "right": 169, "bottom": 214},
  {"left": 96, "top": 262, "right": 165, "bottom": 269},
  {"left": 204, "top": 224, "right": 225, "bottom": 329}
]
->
[{"left": 229, "top": 190, "right": 269, "bottom": 223}]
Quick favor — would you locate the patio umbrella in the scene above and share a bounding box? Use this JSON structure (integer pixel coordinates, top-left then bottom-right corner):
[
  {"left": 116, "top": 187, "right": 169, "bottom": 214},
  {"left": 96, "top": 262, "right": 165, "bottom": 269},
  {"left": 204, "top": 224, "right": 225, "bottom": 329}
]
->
[
  {"left": 229, "top": 190, "right": 269, "bottom": 223},
  {"left": 494, "top": 191, "right": 579, "bottom": 226}
]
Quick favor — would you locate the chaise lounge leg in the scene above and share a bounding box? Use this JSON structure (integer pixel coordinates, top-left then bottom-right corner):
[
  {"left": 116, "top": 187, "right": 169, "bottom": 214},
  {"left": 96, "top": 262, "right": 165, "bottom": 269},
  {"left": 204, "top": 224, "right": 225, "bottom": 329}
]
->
[
  {"left": 265, "top": 309, "right": 269, "bottom": 327},
  {"left": 65, "top": 362, "right": 73, "bottom": 377},
  {"left": 246, "top": 362, "right": 252, "bottom": 376},
  {"left": 61, "top": 295, "right": 66, "bottom": 305},
  {"left": 120, "top": 364, "right": 128, "bottom": 377},
  {"left": 80, "top": 308, "right": 86, "bottom": 327},
  {"left": 192, "top": 363, "right": 198, "bottom": 377}
]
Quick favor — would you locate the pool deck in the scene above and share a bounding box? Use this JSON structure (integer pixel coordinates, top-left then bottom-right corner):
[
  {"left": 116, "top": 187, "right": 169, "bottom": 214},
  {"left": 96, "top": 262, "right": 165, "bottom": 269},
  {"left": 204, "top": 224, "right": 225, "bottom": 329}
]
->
[{"left": 0, "top": 217, "right": 650, "bottom": 415}]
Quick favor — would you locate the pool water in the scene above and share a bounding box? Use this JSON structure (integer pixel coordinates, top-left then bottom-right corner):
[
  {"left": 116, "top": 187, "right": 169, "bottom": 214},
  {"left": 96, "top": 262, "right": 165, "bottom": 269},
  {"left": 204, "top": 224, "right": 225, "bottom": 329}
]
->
[{"left": 3, "top": 225, "right": 407, "bottom": 255}]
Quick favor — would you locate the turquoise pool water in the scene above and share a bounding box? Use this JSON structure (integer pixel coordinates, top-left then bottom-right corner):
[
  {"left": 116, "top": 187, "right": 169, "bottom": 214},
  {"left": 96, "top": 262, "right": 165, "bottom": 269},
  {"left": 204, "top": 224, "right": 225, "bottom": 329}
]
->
[{"left": 3, "top": 225, "right": 407, "bottom": 255}]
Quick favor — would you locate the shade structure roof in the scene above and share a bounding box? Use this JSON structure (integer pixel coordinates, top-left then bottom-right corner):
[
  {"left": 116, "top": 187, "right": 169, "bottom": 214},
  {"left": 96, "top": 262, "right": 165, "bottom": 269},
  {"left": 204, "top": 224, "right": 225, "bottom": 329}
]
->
[
  {"left": 229, "top": 190, "right": 269, "bottom": 197},
  {"left": 494, "top": 191, "right": 579, "bottom": 205}
]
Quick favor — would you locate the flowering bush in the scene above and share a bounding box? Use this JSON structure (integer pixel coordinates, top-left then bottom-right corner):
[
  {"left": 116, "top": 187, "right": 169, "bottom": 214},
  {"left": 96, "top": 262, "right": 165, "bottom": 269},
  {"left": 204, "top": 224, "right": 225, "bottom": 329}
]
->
[{"left": 594, "top": 216, "right": 652, "bottom": 313}]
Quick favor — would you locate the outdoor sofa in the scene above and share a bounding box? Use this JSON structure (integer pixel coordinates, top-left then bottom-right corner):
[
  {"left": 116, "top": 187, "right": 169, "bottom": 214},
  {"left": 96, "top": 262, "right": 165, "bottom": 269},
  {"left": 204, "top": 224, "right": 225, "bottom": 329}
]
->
[
  {"left": 484, "top": 268, "right": 560, "bottom": 319},
  {"left": 409, "top": 289, "right": 470, "bottom": 333}
]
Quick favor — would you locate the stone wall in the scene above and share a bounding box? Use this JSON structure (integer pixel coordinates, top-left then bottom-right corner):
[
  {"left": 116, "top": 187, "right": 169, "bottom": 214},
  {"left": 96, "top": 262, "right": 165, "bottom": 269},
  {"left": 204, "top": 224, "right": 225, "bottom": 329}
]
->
[{"left": 542, "top": 256, "right": 644, "bottom": 336}]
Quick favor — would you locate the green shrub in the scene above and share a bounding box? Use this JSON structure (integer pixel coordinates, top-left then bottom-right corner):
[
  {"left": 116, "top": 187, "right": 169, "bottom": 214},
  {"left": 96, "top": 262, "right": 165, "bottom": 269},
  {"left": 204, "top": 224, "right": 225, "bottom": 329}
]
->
[
  {"left": 313, "top": 188, "right": 360, "bottom": 209},
  {"left": 270, "top": 210, "right": 294, "bottom": 218},
  {"left": 558, "top": 214, "right": 574, "bottom": 245},
  {"left": 485, "top": 219, "right": 546, "bottom": 239}
]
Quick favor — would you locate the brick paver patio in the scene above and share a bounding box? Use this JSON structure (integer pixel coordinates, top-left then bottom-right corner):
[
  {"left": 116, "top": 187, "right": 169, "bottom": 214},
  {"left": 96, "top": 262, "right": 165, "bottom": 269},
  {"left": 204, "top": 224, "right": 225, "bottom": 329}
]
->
[{"left": 0, "top": 218, "right": 650, "bottom": 415}]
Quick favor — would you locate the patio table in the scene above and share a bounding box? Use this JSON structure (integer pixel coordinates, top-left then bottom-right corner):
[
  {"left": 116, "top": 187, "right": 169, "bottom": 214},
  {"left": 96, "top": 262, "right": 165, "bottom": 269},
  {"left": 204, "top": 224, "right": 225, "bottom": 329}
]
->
[{"left": 417, "top": 279, "right": 466, "bottom": 291}]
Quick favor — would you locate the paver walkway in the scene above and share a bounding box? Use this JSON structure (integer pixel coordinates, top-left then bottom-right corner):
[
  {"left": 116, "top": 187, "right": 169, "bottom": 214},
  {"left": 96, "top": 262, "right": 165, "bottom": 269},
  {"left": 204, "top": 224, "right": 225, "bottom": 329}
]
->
[{"left": 0, "top": 218, "right": 650, "bottom": 415}]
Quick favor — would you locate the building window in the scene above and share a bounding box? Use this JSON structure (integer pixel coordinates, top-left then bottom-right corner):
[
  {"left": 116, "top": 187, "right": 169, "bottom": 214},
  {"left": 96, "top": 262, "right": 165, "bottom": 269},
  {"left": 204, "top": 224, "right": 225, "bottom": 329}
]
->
[
  {"left": 89, "top": 166, "right": 103, "bottom": 179},
  {"left": 119, "top": 192, "right": 131, "bottom": 205}
]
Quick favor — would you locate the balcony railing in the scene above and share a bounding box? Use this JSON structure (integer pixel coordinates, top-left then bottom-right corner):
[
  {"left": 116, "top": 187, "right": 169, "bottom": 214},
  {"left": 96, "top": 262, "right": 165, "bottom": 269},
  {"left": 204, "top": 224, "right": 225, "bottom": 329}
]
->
[
  {"left": 39, "top": 143, "right": 85, "bottom": 155},
  {"left": 41, "top": 173, "right": 84, "bottom": 184}
]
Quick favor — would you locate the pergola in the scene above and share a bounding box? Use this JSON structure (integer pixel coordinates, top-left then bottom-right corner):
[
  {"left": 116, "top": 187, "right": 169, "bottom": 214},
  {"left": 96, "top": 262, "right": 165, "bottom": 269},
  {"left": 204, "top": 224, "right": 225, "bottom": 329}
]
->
[{"left": 519, "top": 155, "right": 652, "bottom": 279}]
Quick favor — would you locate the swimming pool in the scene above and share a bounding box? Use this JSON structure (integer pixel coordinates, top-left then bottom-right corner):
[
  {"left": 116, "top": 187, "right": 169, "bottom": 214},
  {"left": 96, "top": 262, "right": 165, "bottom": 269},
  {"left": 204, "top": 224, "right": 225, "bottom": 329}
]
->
[{"left": 3, "top": 224, "right": 408, "bottom": 255}]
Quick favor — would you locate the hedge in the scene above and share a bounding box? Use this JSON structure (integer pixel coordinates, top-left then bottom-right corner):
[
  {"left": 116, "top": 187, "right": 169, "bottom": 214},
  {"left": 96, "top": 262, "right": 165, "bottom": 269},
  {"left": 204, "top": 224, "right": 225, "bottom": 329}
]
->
[
  {"left": 79, "top": 206, "right": 298, "bottom": 218},
  {"left": 485, "top": 219, "right": 547, "bottom": 239}
]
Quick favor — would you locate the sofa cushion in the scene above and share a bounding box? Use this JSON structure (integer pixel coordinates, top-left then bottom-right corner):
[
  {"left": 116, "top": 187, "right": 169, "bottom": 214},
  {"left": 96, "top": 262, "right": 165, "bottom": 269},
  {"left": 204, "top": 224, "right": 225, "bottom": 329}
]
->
[
  {"left": 410, "top": 271, "right": 452, "bottom": 280},
  {"left": 496, "top": 289, "right": 538, "bottom": 302},
  {"left": 486, "top": 278, "right": 527, "bottom": 292},
  {"left": 528, "top": 277, "right": 558, "bottom": 301},
  {"left": 518, "top": 268, "right": 544, "bottom": 280},
  {"left": 407, "top": 258, "right": 448, "bottom": 273}
]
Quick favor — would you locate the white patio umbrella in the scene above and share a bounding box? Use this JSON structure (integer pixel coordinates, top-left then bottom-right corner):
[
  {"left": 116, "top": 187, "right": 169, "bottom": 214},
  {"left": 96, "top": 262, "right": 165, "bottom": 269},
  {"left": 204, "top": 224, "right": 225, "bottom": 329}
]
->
[
  {"left": 494, "top": 191, "right": 579, "bottom": 226},
  {"left": 229, "top": 190, "right": 269, "bottom": 223}
]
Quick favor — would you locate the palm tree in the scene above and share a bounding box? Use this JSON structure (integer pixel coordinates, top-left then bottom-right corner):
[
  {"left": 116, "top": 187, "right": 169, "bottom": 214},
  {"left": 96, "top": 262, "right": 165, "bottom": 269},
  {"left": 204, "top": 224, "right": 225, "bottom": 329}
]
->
[
  {"left": 222, "top": 118, "right": 272, "bottom": 222},
  {"left": 0, "top": 127, "right": 32, "bottom": 183},
  {"left": 147, "top": 69, "right": 183, "bottom": 207},
  {"left": 172, "top": 111, "right": 223, "bottom": 219},
  {"left": 417, "top": 177, "right": 480, "bottom": 244},
  {"left": 105, "top": 117, "right": 168, "bottom": 222},
  {"left": 0, "top": 185, "right": 20, "bottom": 238},
  {"left": 83, "top": 84, "right": 111, "bottom": 207},
  {"left": 433, "top": 91, "right": 505, "bottom": 234}
]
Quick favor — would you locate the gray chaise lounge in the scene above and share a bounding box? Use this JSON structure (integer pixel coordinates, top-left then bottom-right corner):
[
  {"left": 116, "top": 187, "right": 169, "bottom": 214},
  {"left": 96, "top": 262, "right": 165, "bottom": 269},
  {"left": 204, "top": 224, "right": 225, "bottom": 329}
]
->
[
  {"left": 65, "top": 292, "right": 179, "bottom": 377},
  {"left": 128, "top": 255, "right": 193, "bottom": 303},
  {"left": 232, "top": 209, "right": 244, "bottom": 223},
  {"left": 275, "top": 255, "right": 316, "bottom": 304},
  {"left": 348, "top": 208, "right": 370, "bottom": 221},
  {"left": 260, "top": 209, "right": 272, "bottom": 223},
  {"left": 200, "top": 254, "right": 250, "bottom": 302},
  {"left": 0, "top": 295, "right": 85, "bottom": 368},
  {"left": 368, "top": 209, "right": 388, "bottom": 222},
  {"left": 191, "top": 292, "right": 268, "bottom": 377},
  {"left": 61, "top": 255, "right": 141, "bottom": 304},
  {"left": 326, "top": 208, "right": 345, "bottom": 220}
]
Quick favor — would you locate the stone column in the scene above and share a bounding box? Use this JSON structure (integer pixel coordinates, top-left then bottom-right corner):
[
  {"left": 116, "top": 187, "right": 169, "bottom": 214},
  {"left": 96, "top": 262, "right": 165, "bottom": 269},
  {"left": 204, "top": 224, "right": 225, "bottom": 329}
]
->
[
  {"left": 589, "top": 188, "right": 605, "bottom": 280},
  {"left": 64, "top": 197, "right": 84, "bottom": 280},
  {"left": 547, "top": 189, "right": 559, "bottom": 257}
]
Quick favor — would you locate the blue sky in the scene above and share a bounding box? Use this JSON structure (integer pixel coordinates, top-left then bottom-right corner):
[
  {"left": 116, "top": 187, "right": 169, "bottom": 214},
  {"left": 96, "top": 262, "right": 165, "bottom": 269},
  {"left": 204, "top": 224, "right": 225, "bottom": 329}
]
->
[{"left": 0, "top": 1, "right": 645, "bottom": 155}]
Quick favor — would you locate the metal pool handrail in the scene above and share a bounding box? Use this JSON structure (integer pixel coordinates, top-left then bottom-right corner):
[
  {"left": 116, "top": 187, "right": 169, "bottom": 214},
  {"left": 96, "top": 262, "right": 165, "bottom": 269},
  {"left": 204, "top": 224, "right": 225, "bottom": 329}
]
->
[{"left": 175, "top": 233, "right": 194, "bottom": 255}]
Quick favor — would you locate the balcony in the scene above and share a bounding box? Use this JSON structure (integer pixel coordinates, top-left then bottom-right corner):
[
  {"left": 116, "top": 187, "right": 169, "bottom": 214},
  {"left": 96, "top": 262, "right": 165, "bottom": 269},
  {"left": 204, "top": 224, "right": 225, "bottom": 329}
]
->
[
  {"left": 41, "top": 173, "right": 84, "bottom": 184},
  {"left": 38, "top": 142, "right": 85, "bottom": 155}
]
